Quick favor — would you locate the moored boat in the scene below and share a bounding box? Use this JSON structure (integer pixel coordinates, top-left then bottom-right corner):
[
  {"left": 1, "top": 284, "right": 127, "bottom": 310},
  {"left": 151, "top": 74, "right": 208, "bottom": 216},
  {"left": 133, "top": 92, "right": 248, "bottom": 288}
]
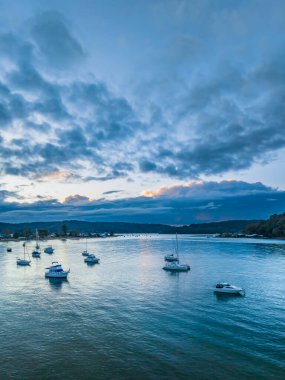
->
[
  {"left": 44, "top": 245, "right": 54, "bottom": 254},
  {"left": 32, "top": 229, "right": 41, "bottom": 258},
  {"left": 45, "top": 262, "right": 69, "bottom": 279},
  {"left": 164, "top": 253, "right": 179, "bottom": 262},
  {"left": 163, "top": 233, "right": 190, "bottom": 272},
  {"left": 214, "top": 283, "right": 245, "bottom": 295},
  {"left": 17, "top": 243, "right": 31, "bottom": 266},
  {"left": 163, "top": 262, "right": 190, "bottom": 272},
  {"left": 84, "top": 254, "right": 100, "bottom": 264}
]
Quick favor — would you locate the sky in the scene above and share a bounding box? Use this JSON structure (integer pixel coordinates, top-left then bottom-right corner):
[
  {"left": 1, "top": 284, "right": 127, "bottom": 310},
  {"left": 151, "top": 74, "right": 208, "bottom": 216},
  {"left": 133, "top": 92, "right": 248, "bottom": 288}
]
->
[{"left": 0, "top": 0, "right": 285, "bottom": 224}]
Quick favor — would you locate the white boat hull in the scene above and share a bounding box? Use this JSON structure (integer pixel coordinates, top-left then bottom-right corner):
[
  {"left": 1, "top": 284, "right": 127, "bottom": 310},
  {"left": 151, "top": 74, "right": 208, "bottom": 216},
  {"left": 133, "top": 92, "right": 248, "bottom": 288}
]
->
[{"left": 214, "top": 283, "right": 245, "bottom": 295}]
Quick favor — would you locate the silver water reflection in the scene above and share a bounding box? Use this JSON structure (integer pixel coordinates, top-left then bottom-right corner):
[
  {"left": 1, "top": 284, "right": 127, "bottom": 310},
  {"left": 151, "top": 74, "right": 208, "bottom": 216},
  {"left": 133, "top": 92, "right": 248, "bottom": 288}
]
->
[{"left": 0, "top": 235, "right": 285, "bottom": 380}]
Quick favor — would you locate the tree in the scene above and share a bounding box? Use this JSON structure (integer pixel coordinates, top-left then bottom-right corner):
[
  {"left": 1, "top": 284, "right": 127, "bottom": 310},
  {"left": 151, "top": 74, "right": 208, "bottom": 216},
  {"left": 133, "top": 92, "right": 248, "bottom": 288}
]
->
[
  {"left": 70, "top": 230, "right": 80, "bottom": 237},
  {"left": 61, "top": 224, "right": 68, "bottom": 236},
  {"left": 38, "top": 228, "right": 49, "bottom": 238}
]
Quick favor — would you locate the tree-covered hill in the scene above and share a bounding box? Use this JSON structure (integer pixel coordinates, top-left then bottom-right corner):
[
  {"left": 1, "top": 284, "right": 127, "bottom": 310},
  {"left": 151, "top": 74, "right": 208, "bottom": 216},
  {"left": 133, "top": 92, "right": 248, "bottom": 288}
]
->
[
  {"left": 0, "top": 219, "right": 257, "bottom": 236},
  {"left": 245, "top": 213, "right": 285, "bottom": 237}
]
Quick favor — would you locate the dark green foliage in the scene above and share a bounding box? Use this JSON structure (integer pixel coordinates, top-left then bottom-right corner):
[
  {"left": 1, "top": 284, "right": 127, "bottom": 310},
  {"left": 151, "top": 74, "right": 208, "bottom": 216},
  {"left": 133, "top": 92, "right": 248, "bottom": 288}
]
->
[
  {"left": 245, "top": 213, "right": 285, "bottom": 237},
  {"left": 38, "top": 228, "right": 49, "bottom": 238},
  {"left": 61, "top": 224, "right": 68, "bottom": 236}
]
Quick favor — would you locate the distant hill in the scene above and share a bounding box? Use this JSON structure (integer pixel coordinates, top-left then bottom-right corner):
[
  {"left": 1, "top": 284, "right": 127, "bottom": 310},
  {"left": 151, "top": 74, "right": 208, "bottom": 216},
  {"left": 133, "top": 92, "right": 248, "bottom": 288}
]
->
[
  {"left": 171, "top": 220, "right": 260, "bottom": 234},
  {"left": 0, "top": 219, "right": 258, "bottom": 235},
  {"left": 245, "top": 213, "right": 285, "bottom": 237}
]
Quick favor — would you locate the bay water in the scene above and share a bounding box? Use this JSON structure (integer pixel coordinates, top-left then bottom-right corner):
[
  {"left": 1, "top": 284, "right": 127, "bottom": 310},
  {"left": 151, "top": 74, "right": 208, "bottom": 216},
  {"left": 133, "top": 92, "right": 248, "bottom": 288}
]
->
[{"left": 0, "top": 235, "right": 284, "bottom": 379}]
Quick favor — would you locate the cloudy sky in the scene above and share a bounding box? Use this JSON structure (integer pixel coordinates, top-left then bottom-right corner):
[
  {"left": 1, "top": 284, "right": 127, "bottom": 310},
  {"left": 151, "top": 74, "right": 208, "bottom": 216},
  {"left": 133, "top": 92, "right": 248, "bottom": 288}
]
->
[{"left": 0, "top": 0, "right": 285, "bottom": 223}]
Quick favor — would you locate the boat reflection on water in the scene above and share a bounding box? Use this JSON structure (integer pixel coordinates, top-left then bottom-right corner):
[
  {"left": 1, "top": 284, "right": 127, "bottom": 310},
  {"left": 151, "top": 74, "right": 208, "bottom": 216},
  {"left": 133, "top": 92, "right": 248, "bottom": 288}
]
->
[
  {"left": 47, "top": 277, "right": 68, "bottom": 290},
  {"left": 85, "top": 261, "right": 97, "bottom": 267}
]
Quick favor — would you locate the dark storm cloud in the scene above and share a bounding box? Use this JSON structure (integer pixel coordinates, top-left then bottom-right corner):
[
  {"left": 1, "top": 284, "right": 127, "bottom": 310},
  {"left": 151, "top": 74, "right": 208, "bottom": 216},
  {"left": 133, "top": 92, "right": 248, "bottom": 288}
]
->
[
  {"left": 102, "top": 190, "right": 122, "bottom": 195},
  {"left": 0, "top": 33, "right": 33, "bottom": 64},
  {"left": 0, "top": 81, "right": 30, "bottom": 127},
  {"left": 64, "top": 194, "right": 90, "bottom": 204},
  {"left": 0, "top": 34, "right": 140, "bottom": 180},
  {"left": 69, "top": 81, "right": 143, "bottom": 143},
  {"left": 0, "top": 181, "right": 284, "bottom": 224},
  {"left": 1, "top": 7, "right": 285, "bottom": 182},
  {"left": 30, "top": 11, "right": 85, "bottom": 68},
  {"left": 139, "top": 51, "right": 285, "bottom": 179},
  {"left": 0, "top": 189, "right": 19, "bottom": 202}
]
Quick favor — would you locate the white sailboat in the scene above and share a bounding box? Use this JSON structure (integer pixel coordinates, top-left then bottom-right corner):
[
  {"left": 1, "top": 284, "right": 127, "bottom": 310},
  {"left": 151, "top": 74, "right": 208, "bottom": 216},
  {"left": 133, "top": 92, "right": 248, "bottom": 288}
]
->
[
  {"left": 17, "top": 243, "right": 31, "bottom": 266},
  {"left": 82, "top": 238, "right": 89, "bottom": 256},
  {"left": 82, "top": 238, "right": 100, "bottom": 262},
  {"left": 32, "top": 229, "right": 41, "bottom": 258},
  {"left": 163, "top": 234, "right": 190, "bottom": 272}
]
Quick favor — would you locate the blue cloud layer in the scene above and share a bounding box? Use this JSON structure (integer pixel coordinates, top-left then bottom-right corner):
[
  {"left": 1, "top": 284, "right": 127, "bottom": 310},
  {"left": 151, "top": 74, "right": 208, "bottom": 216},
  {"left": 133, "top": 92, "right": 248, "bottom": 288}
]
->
[{"left": 0, "top": 181, "right": 284, "bottom": 223}]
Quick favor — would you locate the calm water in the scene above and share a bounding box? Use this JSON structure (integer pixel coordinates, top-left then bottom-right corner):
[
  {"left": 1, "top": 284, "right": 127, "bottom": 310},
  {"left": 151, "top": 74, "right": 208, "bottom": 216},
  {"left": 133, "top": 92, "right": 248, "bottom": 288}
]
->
[{"left": 0, "top": 235, "right": 285, "bottom": 380}]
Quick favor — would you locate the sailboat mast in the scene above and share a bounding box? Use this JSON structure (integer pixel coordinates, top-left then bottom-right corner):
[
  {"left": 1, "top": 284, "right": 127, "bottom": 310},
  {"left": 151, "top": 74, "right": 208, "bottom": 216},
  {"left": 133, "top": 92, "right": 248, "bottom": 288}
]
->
[{"left": 176, "top": 233, "right": 179, "bottom": 258}]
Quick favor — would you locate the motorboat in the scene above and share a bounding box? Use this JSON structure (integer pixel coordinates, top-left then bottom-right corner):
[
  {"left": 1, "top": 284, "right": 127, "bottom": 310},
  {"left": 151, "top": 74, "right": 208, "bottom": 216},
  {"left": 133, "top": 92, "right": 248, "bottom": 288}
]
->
[
  {"left": 164, "top": 253, "right": 179, "bottom": 262},
  {"left": 163, "top": 261, "right": 190, "bottom": 272},
  {"left": 7, "top": 247, "right": 12, "bottom": 252},
  {"left": 17, "top": 243, "right": 31, "bottom": 266},
  {"left": 32, "top": 229, "right": 41, "bottom": 257},
  {"left": 84, "top": 254, "right": 100, "bottom": 264},
  {"left": 214, "top": 283, "right": 245, "bottom": 295},
  {"left": 45, "top": 262, "right": 69, "bottom": 279},
  {"left": 44, "top": 245, "right": 54, "bottom": 254}
]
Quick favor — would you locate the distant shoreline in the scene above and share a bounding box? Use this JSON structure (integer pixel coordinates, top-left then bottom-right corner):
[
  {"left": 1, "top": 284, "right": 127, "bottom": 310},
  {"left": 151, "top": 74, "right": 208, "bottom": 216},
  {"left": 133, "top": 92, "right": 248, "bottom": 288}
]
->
[{"left": 2, "top": 233, "right": 285, "bottom": 243}]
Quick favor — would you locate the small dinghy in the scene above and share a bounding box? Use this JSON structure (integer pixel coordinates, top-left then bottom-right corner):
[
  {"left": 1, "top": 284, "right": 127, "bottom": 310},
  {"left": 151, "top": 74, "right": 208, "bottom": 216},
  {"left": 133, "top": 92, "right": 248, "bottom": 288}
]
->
[
  {"left": 44, "top": 245, "right": 54, "bottom": 254},
  {"left": 32, "top": 250, "right": 41, "bottom": 258},
  {"left": 164, "top": 253, "right": 179, "bottom": 262}
]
